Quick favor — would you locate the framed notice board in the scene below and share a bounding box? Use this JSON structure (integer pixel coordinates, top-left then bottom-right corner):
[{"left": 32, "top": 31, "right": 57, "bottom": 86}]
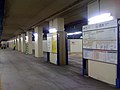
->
[
  {"left": 83, "top": 20, "right": 117, "bottom": 64},
  {"left": 82, "top": 19, "right": 120, "bottom": 88}
]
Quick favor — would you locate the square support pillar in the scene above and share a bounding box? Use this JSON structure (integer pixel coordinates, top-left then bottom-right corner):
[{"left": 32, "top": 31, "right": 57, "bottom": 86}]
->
[
  {"left": 47, "top": 18, "right": 68, "bottom": 65},
  {"left": 21, "top": 34, "right": 26, "bottom": 53},
  {"left": 17, "top": 35, "right": 21, "bottom": 51},
  {"left": 15, "top": 37, "right": 18, "bottom": 50},
  {"left": 14, "top": 39, "right": 16, "bottom": 49},
  {"left": 26, "top": 31, "right": 32, "bottom": 54},
  {"left": 13, "top": 39, "right": 15, "bottom": 49},
  {"left": 34, "top": 26, "right": 43, "bottom": 57},
  {"left": 53, "top": 18, "right": 64, "bottom": 31}
]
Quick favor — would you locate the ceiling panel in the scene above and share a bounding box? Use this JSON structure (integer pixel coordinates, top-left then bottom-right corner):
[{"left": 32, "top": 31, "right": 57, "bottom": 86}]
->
[{"left": 3, "top": 0, "right": 91, "bottom": 40}]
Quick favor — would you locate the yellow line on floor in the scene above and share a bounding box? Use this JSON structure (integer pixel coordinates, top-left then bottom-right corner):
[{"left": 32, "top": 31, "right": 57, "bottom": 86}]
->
[{"left": 0, "top": 79, "right": 1, "bottom": 90}]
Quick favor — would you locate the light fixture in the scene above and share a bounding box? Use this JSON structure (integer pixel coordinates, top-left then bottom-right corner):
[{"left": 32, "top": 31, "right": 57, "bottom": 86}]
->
[
  {"left": 53, "top": 35, "right": 57, "bottom": 38},
  {"left": 25, "top": 36, "right": 28, "bottom": 42},
  {"left": 67, "top": 31, "right": 82, "bottom": 36},
  {"left": 88, "top": 13, "right": 114, "bottom": 24},
  {"left": 34, "top": 33, "right": 38, "bottom": 41},
  {"left": 49, "top": 28, "right": 57, "bottom": 33},
  {"left": 34, "top": 33, "right": 38, "bottom": 37},
  {"left": 80, "top": 36, "right": 83, "bottom": 38}
]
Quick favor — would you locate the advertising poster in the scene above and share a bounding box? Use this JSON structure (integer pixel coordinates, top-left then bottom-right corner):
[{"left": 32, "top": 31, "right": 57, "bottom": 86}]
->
[
  {"left": 52, "top": 33, "right": 57, "bottom": 53},
  {"left": 94, "top": 50, "right": 106, "bottom": 61},
  {"left": 47, "top": 36, "right": 52, "bottom": 52},
  {"left": 83, "top": 49, "right": 94, "bottom": 59},
  {"left": 106, "top": 51, "right": 117, "bottom": 64}
]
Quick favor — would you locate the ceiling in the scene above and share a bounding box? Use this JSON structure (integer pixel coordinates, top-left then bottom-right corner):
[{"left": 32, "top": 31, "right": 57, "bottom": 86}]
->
[
  {"left": 0, "top": 0, "right": 4, "bottom": 40},
  {"left": 2, "top": 0, "right": 93, "bottom": 40}
]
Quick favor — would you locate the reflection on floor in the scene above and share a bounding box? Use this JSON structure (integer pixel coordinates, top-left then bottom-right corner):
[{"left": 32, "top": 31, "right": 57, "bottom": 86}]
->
[
  {"left": 0, "top": 49, "right": 116, "bottom": 90},
  {"left": 68, "top": 52, "right": 82, "bottom": 69}
]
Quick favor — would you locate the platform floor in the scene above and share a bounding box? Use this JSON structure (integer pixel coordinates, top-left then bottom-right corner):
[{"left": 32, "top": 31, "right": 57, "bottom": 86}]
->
[
  {"left": 0, "top": 49, "right": 117, "bottom": 90},
  {"left": 68, "top": 52, "right": 82, "bottom": 65}
]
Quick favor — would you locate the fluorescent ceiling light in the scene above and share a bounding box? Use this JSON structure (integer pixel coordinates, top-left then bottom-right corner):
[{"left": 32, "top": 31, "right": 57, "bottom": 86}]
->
[
  {"left": 49, "top": 28, "right": 57, "bottom": 33},
  {"left": 21, "top": 37, "right": 23, "bottom": 40},
  {"left": 67, "top": 31, "right": 82, "bottom": 36},
  {"left": 34, "top": 33, "right": 38, "bottom": 37},
  {"left": 25, "top": 36, "right": 28, "bottom": 41},
  {"left": 88, "top": 13, "right": 114, "bottom": 24},
  {"left": 34, "top": 33, "right": 39, "bottom": 41},
  {"left": 80, "top": 36, "right": 83, "bottom": 38}
]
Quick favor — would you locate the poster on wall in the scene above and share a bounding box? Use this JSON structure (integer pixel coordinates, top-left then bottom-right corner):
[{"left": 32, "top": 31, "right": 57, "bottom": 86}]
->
[
  {"left": 94, "top": 50, "right": 106, "bottom": 62},
  {"left": 106, "top": 51, "right": 117, "bottom": 64},
  {"left": 83, "top": 27, "right": 117, "bottom": 50},
  {"left": 83, "top": 49, "right": 117, "bottom": 64},
  {"left": 83, "top": 49, "right": 94, "bottom": 60},
  {"left": 96, "top": 28, "right": 117, "bottom": 41},
  {"left": 47, "top": 35, "right": 52, "bottom": 52},
  {"left": 50, "top": 53, "right": 57, "bottom": 64},
  {"left": 52, "top": 33, "right": 57, "bottom": 53}
]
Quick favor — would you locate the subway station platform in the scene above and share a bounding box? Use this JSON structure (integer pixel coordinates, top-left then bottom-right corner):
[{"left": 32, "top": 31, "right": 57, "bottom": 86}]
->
[{"left": 0, "top": 49, "right": 116, "bottom": 90}]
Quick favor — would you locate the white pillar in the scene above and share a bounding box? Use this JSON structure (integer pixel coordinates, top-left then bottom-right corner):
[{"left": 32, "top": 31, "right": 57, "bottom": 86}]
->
[
  {"left": 53, "top": 18, "right": 64, "bottom": 31},
  {"left": 10, "top": 40, "right": 12, "bottom": 48},
  {"left": 21, "top": 34, "right": 25, "bottom": 52},
  {"left": 12, "top": 39, "right": 14, "bottom": 49},
  {"left": 26, "top": 31, "right": 32, "bottom": 54},
  {"left": 9, "top": 40, "right": 11, "bottom": 48},
  {"left": 14, "top": 38, "right": 16, "bottom": 49},
  {"left": 49, "top": 18, "right": 64, "bottom": 31},
  {"left": 16, "top": 38, "right": 19, "bottom": 50},
  {"left": 48, "top": 18, "right": 67, "bottom": 65},
  {"left": 17, "top": 35, "right": 21, "bottom": 51},
  {"left": 34, "top": 26, "right": 43, "bottom": 57},
  {"left": 15, "top": 37, "right": 18, "bottom": 50}
]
